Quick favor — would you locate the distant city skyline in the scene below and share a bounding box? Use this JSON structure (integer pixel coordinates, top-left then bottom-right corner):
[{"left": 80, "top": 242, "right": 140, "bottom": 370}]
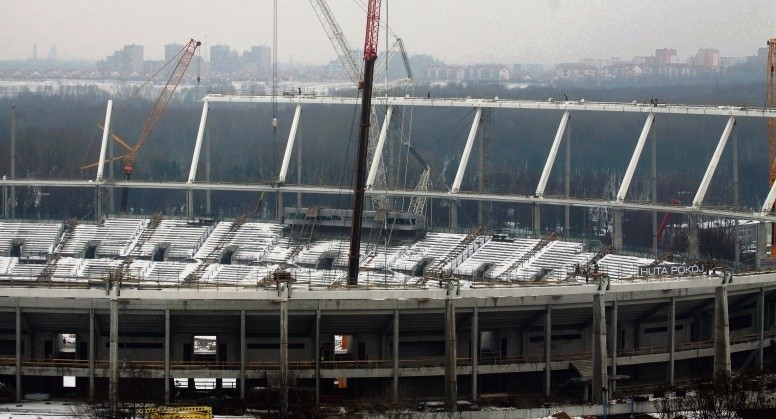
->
[{"left": 1, "top": 0, "right": 774, "bottom": 65}]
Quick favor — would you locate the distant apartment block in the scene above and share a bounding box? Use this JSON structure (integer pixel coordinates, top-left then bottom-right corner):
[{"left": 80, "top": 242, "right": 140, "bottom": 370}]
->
[{"left": 103, "top": 44, "right": 144, "bottom": 75}]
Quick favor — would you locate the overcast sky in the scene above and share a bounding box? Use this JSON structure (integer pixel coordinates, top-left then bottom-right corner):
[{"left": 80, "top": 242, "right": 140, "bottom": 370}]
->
[{"left": 1, "top": 0, "right": 774, "bottom": 65}]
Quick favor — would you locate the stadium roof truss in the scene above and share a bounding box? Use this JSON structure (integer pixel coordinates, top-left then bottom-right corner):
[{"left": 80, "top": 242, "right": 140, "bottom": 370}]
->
[{"left": 4, "top": 95, "right": 776, "bottom": 222}]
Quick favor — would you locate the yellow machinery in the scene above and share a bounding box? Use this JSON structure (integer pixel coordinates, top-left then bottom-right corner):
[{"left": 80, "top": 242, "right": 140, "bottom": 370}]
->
[{"left": 140, "top": 406, "right": 213, "bottom": 419}]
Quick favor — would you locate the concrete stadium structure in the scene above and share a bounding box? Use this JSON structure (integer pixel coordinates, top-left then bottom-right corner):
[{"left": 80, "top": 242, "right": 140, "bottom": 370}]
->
[
  {"left": 0, "top": 216, "right": 774, "bottom": 409},
  {"left": 2, "top": 96, "right": 776, "bottom": 411}
]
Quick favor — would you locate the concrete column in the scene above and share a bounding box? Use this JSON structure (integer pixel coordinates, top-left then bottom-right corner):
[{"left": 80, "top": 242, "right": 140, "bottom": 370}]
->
[
  {"left": 444, "top": 297, "right": 457, "bottom": 412},
  {"left": 533, "top": 203, "right": 541, "bottom": 237},
  {"left": 688, "top": 215, "right": 700, "bottom": 260},
  {"left": 471, "top": 304, "right": 479, "bottom": 401},
  {"left": 393, "top": 307, "right": 399, "bottom": 403},
  {"left": 240, "top": 309, "right": 246, "bottom": 400},
  {"left": 89, "top": 308, "right": 95, "bottom": 401},
  {"left": 164, "top": 309, "right": 170, "bottom": 404},
  {"left": 279, "top": 291, "right": 289, "bottom": 415},
  {"left": 610, "top": 300, "right": 618, "bottom": 392},
  {"left": 757, "top": 223, "right": 767, "bottom": 269},
  {"left": 15, "top": 306, "right": 21, "bottom": 403},
  {"left": 669, "top": 297, "right": 676, "bottom": 386},
  {"left": 109, "top": 287, "right": 118, "bottom": 408},
  {"left": 613, "top": 210, "right": 623, "bottom": 251},
  {"left": 757, "top": 288, "right": 765, "bottom": 371},
  {"left": 544, "top": 305, "right": 552, "bottom": 396},
  {"left": 713, "top": 285, "right": 731, "bottom": 379},
  {"left": 315, "top": 308, "right": 321, "bottom": 404},
  {"left": 592, "top": 291, "right": 608, "bottom": 405}
]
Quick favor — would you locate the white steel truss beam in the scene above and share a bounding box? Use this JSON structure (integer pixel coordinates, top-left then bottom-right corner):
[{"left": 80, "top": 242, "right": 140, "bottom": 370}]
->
[
  {"left": 279, "top": 104, "right": 303, "bottom": 185},
  {"left": 204, "top": 95, "right": 776, "bottom": 118},
  {"left": 693, "top": 116, "right": 735, "bottom": 208},
  {"left": 761, "top": 182, "right": 776, "bottom": 215},
  {"left": 366, "top": 106, "right": 393, "bottom": 189},
  {"left": 96, "top": 100, "right": 114, "bottom": 182},
  {"left": 616, "top": 114, "right": 655, "bottom": 203},
  {"left": 5, "top": 177, "right": 776, "bottom": 222},
  {"left": 535, "top": 111, "right": 570, "bottom": 198},
  {"left": 187, "top": 101, "right": 210, "bottom": 183},
  {"left": 451, "top": 107, "right": 482, "bottom": 194}
]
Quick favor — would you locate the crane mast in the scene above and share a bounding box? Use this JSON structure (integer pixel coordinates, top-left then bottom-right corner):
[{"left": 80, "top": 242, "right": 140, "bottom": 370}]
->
[
  {"left": 347, "top": 0, "right": 382, "bottom": 286},
  {"left": 768, "top": 38, "right": 776, "bottom": 255}
]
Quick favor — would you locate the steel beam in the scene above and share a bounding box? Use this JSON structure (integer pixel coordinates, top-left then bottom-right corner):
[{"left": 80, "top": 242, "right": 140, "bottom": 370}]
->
[
  {"left": 693, "top": 116, "right": 735, "bottom": 208},
  {"left": 15, "top": 306, "right": 21, "bottom": 402},
  {"left": 535, "top": 111, "right": 570, "bottom": 198},
  {"left": 164, "top": 309, "right": 170, "bottom": 404},
  {"left": 89, "top": 308, "right": 95, "bottom": 401},
  {"left": 96, "top": 100, "right": 114, "bottom": 182},
  {"left": 617, "top": 114, "right": 654, "bottom": 202},
  {"left": 187, "top": 101, "right": 210, "bottom": 183},
  {"left": 279, "top": 104, "right": 302, "bottom": 184},
  {"left": 203, "top": 95, "right": 776, "bottom": 119},
  {"left": 544, "top": 304, "right": 551, "bottom": 396},
  {"left": 367, "top": 106, "right": 393, "bottom": 189},
  {"left": 451, "top": 107, "right": 482, "bottom": 194}
]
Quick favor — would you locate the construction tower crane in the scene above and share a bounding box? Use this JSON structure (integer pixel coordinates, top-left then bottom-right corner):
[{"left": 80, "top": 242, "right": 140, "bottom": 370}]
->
[
  {"left": 768, "top": 38, "right": 776, "bottom": 255},
  {"left": 347, "top": 0, "right": 382, "bottom": 286},
  {"left": 81, "top": 39, "right": 200, "bottom": 212},
  {"left": 308, "top": 0, "right": 412, "bottom": 91}
]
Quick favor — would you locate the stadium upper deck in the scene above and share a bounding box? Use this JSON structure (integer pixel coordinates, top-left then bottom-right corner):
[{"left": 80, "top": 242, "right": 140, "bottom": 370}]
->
[{"left": 0, "top": 216, "right": 690, "bottom": 287}]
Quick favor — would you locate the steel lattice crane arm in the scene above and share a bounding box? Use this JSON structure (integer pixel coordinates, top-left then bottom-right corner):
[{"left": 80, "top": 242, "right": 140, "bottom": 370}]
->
[
  {"left": 309, "top": 0, "right": 362, "bottom": 86},
  {"left": 124, "top": 39, "right": 201, "bottom": 175}
]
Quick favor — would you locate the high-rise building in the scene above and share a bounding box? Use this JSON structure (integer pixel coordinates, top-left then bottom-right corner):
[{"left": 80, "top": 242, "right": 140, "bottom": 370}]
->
[
  {"left": 210, "top": 44, "right": 234, "bottom": 73},
  {"left": 655, "top": 48, "right": 678, "bottom": 66},
  {"left": 104, "top": 44, "right": 144, "bottom": 75},
  {"left": 689, "top": 47, "right": 720, "bottom": 68},
  {"left": 165, "top": 43, "right": 184, "bottom": 63}
]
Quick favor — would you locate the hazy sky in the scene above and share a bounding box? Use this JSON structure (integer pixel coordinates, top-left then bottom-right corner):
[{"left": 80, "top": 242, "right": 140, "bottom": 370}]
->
[{"left": 2, "top": 0, "right": 774, "bottom": 65}]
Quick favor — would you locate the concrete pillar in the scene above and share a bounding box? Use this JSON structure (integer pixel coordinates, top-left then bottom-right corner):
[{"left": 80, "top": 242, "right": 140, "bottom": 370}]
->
[
  {"left": 688, "top": 215, "right": 700, "bottom": 260},
  {"left": 393, "top": 307, "right": 399, "bottom": 403},
  {"left": 612, "top": 210, "right": 623, "bottom": 251},
  {"left": 164, "top": 309, "right": 170, "bottom": 404},
  {"left": 471, "top": 304, "right": 479, "bottom": 401},
  {"left": 279, "top": 291, "right": 289, "bottom": 415},
  {"left": 109, "top": 286, "right": 118, "bottom": 408},
  {"left": 444, "top": 297, "right": 457, "bottom": 412},
  {"left": 669, "top": 297, "right": 676, "bottom": 386},
  {"left": 610, "top": 300, "right": 618, "bottom": 392},
  {"left": 15, "top": 306, "right": 21, "bottom": 403},
  {"left": 757, "top": 288, "right": 765, "bottom": 371},
  {"left": 533, "top": 203, "right": 541, "bottom": 237},
  {"left": 89, "top": 308, "right": 95, "bottom": 401},
  {"left": 240, "top": 309, "right": 246, "bottom": 400},
  {"left": 544, "top": 305, "right": 552, "bottom": 396},
  {"left": 314, "top": 308, "right": 320, "bottom": 404},
  {"left": 757, "top": 223, "right": 767, "bottom": 269},
  {"left": 713, "top": 285, "right": 731, "bottom": 379},
  {"left": 591, "top": 291, "right": 608, "bottom": 405}
]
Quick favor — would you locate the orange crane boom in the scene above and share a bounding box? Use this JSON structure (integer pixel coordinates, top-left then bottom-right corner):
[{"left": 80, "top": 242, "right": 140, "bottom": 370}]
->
[{"left": 123, "top": 39, "right": 201, "bottom": 177}]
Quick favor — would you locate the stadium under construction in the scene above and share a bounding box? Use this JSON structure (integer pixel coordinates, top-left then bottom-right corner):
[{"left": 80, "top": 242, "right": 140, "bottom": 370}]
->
[{"left": 2, "top": 94, "right": 776, "bottom": 412}]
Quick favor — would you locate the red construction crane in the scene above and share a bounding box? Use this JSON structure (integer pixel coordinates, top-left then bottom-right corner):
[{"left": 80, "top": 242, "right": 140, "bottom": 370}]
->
[
  {"left": 82, "top": 39, "right": 201, "bottom": 212},
  {"left": 767, "top": 38, "right": 776, "bottom": 255},
  {"left": 347, "top": 0, "right": 382, "bottom": 285}
]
